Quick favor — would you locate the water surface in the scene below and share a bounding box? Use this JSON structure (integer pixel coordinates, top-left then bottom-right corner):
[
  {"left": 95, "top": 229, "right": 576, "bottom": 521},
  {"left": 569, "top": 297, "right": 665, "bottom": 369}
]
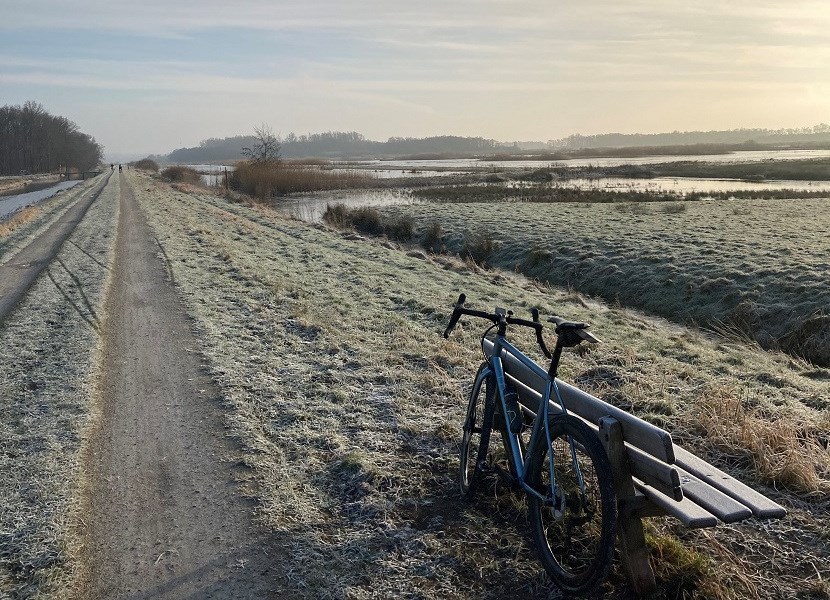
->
[{"left": 0, "top": 180, "right": 83, "bottom": 220}]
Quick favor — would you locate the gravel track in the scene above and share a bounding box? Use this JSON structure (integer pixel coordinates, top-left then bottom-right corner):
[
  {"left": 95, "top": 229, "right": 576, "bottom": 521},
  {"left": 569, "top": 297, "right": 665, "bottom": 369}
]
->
[{"left": 79, "top": 174, "right": 285, "bottom": 599}]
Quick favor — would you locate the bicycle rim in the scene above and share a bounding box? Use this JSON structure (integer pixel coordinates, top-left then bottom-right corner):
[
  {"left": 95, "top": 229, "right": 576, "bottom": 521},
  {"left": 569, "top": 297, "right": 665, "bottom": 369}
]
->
[
  {"left": 459, "top": 364, "right": 493, "bottom": 498},
  {"left": 527, "top": 414, "right": 617, "bottom": 595}
]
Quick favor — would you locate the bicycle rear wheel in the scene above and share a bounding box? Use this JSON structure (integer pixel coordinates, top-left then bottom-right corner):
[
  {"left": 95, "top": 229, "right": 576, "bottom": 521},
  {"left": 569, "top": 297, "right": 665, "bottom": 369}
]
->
[
  {"left": 459, "top": 363, "right": 494, "bottom": 499},
  {"left": 527, "top": 414, "right": 617, "bottom": 595}
]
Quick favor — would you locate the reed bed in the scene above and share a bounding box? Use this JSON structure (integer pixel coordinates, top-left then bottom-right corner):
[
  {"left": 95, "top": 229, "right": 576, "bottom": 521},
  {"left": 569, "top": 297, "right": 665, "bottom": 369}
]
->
[{"left": 229, "top": 160, "right": 375, "bottom": 198}]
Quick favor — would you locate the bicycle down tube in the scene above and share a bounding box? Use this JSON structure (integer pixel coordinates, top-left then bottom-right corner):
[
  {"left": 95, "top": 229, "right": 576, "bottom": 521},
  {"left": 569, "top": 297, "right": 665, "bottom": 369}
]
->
[{"left": 485, "top": 334, "right": 571, "bottom": 503}]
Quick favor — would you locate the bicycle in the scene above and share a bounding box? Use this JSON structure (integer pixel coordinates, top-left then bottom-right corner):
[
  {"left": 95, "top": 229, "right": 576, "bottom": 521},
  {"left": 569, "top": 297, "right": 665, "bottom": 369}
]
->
[{"left": 444, "top": 293, "right": 617, "bottom": 595}]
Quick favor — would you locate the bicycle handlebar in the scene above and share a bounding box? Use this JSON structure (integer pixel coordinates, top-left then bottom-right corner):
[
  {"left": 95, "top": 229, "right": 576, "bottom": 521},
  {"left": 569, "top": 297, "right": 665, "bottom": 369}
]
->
[{"left": 443, "top": 293, "right": 553, "bottom": 358}]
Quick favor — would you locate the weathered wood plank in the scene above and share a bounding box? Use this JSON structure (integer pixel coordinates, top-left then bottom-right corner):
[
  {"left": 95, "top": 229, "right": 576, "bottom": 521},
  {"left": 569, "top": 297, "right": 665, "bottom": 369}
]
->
[
  {"left": 599, "top": 418, "right": 657, "bottom": 596},
  {"left": 673, "top": 447, "right": 787, "bottom": 519},
  {"left": 675, "top": 467, "right": 753, "bottom": 523},
  {"left": 632, "top": 480, "right": 719, "bottom": 529}
]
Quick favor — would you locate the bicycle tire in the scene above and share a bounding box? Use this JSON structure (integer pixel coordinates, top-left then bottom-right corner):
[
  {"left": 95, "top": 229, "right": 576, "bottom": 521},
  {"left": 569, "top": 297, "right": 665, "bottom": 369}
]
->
[
  {"left": 527, "top": 414, "right": 617, "bottom": 595},
  {"left": 459, "top": 362, "right": 495, "bottom": 499}
]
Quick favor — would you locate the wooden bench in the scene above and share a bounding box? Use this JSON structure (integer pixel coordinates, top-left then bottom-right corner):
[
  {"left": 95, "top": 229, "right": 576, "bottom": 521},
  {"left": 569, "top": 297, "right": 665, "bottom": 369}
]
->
[{"left": 482, "top": 339, "right": 786, "bottom": 594}]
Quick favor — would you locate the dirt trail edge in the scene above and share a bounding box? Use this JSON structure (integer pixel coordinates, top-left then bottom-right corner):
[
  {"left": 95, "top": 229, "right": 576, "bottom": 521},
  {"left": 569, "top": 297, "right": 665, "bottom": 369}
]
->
[{"left": 81, "top": 174, "right": 284, "bottom": 599}]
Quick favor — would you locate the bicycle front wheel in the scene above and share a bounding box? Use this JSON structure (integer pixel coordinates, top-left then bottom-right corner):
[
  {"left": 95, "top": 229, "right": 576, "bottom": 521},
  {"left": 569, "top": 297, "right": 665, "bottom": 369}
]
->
[
  {"left": 527, "top": 414, "right": 617, "bottom": 595},
  {"left": 459, "top": 363, "right": 494, "bottom": 499}
]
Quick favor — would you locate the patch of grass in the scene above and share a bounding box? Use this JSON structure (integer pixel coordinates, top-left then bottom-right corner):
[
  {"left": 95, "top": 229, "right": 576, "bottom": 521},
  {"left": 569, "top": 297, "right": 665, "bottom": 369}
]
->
[
  {"left": 411, "top": 183, "right": 830, "bottom": 204},
  {"left": 692, "top": 384, "right": 828, "bottom": 492},
  {"left": 0, "top": 205, "right": 40, "bottom": 237},
  {"left": 420, "top": 221, "right": 444, "bottom": 253},
  {"left": 463, "top": 230, "right": 499, "bottom": 266},
  {"left": 661, "top": 201, "right": 688, "bottom": 214},
  {"left": 385, "top": 214, "right": 415, "bottom": 241},
  {"left": 321, "top": 204, "right": 412, "bottom": 240},
  {"left": 366, "top": 199, "right": 830, "bottom": 366},
  {"left": 0, "top": 174, "right": 119, "bottom": 598},
  {"left": 350, "top": 207, "right": 385, "bottom": 236},
  {"left": 646, "top": 530, "right": 712, "bottom": 597}
]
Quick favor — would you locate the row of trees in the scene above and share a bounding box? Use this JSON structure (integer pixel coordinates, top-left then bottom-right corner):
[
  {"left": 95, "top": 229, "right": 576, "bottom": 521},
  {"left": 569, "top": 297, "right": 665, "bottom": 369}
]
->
[
  {"left": 168, "top": 131, "right": 508, "bottom": 162},
  {"left": 550, "top": 125, "right": 830, "bottom": 149},
  {"left": 0, "top": 101, "right": 103, "bottom": 176}
]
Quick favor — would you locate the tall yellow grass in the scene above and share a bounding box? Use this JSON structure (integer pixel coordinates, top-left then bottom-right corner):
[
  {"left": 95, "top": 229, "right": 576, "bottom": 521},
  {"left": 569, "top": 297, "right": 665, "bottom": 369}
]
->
[
  {"left": 229, "top": 160, "right": 374, "bottom": 198},
  {"left": 692, "top": 384, "right": 829, "bottom": 492},
  {"left": 0, "top": 205, "right": 41, "bottom": 238}
]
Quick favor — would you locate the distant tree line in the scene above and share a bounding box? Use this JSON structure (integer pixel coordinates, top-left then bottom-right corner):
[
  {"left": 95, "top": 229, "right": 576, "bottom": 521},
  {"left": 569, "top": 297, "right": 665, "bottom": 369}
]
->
[
  {"left": 549, "top": 124, "right": 830, "bottom": 149},
  {"left": 167, "top": 131, "right": 508, "bottom": 163},
  {"left": 0, "top": 101, "right": 103, "bottom": 176},
  {"left": 164, "top": 124, "right": 830, "bottom": 164}
]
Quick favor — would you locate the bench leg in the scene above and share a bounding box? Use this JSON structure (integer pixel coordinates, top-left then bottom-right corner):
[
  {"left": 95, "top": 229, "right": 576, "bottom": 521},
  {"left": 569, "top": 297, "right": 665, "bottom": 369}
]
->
[{"left": 599, "top": 417, "right": 657, "bottom": 597}]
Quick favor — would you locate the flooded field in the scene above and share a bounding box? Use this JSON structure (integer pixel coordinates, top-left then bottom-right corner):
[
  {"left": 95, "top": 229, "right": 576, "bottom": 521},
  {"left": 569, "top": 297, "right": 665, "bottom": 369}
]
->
[
  {"left": 509, "top": 176, "right": 830, "bottom": 194},
  {"left": 348, "top": 148, "right": 830, "bottom": 171},
  {"left": 274, "top": 189, "right": 418, "bottom": 222}
]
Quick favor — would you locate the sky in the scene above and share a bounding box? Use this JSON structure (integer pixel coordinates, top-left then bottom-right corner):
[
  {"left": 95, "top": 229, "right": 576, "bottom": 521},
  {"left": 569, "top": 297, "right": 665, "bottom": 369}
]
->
[{"left": 2, "top": 0, "right": 829, "bottom": 157}]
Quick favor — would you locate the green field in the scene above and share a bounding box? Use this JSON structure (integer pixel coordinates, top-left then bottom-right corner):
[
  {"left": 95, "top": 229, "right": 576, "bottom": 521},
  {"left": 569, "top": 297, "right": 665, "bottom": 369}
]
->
[{"left": 368, "top": 197, "right": 830, "bottom": 367}]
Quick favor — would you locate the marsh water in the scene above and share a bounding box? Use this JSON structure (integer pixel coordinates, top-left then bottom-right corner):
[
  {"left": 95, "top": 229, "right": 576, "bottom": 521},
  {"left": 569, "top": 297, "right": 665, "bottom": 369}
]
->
[
  {"left": 507, "top": 177, "right": 830, "bottom": 194},
  {"left": 351, "top": 148, "right": 830, "bottom": 171},
  {"left": 185, "top": 149, "right": 830, "bottom": 224}
]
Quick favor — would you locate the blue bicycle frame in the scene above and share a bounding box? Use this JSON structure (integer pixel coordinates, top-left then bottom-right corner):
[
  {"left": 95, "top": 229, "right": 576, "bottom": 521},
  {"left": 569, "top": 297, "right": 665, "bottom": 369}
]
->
[{"left": 474, "top": 333, "right": 586, "bottom": 505}]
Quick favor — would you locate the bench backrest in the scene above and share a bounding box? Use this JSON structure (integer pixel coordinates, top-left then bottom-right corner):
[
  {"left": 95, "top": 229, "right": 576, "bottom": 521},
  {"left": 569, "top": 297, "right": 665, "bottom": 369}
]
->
[{"left": 482, "top": 338, "right": 675, "bottom": 463}]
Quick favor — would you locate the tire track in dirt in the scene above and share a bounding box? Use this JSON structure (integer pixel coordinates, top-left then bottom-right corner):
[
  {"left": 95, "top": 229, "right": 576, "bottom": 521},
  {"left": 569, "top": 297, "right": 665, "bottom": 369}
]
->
[{"left": 80, "top": 174, "right": 285, "bottom": 599}]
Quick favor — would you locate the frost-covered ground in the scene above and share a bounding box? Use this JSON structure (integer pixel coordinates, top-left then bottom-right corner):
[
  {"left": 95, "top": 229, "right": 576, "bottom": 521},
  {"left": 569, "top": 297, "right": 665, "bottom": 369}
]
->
[{"left": 130, "top": 171, "right": 829, "bottom": 600}]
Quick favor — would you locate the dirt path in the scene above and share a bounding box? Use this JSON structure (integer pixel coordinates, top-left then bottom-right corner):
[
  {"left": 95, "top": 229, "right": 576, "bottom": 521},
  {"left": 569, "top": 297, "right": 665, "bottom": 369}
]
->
[{"left": 80, "top": 174, "right": 284, "bottom": 599}]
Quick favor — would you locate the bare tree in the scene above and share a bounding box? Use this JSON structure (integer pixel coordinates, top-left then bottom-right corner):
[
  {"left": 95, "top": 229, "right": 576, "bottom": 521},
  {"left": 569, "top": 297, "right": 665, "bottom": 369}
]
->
[{"left": 241, "top": 124, "right": 281, "bottom": 164}]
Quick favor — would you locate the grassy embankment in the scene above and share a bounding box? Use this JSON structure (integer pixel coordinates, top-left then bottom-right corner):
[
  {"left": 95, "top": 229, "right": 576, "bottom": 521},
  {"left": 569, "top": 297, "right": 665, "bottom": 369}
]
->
[
  {"left": 129, "top": 170, "right": 828, "bottom": 599},
  {"left": 344, "top": 198, "right": 830, "bottom": 368},
  {"left": 0, "top": 174, "right": 119, "bottom": 597}
]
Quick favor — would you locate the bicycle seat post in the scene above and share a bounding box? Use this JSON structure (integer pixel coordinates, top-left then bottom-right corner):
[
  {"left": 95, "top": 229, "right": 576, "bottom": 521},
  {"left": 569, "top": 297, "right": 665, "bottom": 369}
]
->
[{"left": 548, "top": 337, "right": 564, "bottom": 379}]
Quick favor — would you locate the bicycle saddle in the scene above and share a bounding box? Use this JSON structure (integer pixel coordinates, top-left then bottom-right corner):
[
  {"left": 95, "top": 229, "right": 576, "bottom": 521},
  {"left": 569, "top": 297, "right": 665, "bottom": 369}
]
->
[{"left": 548, "top": 316, "right": 601, "bottom": 346}]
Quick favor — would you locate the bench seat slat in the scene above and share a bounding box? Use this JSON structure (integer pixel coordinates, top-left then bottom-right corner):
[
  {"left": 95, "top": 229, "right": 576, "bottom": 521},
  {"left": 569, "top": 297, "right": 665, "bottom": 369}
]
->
[
  {"left": 673, "top": 447, "right": 787, "bottom": 519},
  {"left": 632, "top": 480, "right": 719, "bottom": 529},
  {"left": 674, "top": 467, "right": 753, "bottom": 523},
  {"left": 483, "top": 339, "right": 675, "bottom": 463}
]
